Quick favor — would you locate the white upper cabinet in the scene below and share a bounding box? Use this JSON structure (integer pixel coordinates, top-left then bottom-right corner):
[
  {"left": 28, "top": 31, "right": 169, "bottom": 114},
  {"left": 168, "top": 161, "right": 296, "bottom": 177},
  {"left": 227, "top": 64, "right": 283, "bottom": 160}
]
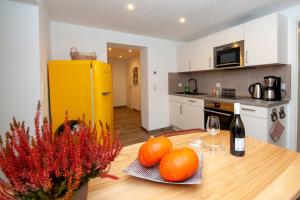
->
[
  {"left": 244, "top": 13, "right": 288, "bottom": 66},
  {"left": 213, "top": 25, "right": 244, "bottom": 47},
  {"left": 177, "top": 42, "right": 193, "bottom": 72},
  {"left": 177, "top": 25, "right": 244, "bottom": 72},
  {"left": 191, "top": 36, "right": 214, "bottom": 71},
  {"left": 176, "top": 12, "right": 288, "bottom": 72}
]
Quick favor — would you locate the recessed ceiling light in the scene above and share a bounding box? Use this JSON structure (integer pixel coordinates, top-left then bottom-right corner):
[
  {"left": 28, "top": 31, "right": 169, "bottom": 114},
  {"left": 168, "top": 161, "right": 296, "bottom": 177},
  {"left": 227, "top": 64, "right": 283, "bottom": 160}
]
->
[
  {"left": 108, "top": 47, "right": 112, "bottom": 51},
  {"left": 128, "top": 49, "right": 132, "bottom": 53},
  {"left": 127, "top": 4, "right": 135, "bottom": 11},
  {"left": 119, "top": 55, "right": 123, "bottom": 58},
  {"left": 179, "top": 17, "right": 186, "bottom": 24}
]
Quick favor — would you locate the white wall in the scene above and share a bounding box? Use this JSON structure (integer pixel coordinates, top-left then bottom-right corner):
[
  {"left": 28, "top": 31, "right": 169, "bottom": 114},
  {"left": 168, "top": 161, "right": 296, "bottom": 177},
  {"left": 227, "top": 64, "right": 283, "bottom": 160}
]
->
[
  {"left": 108, "top": 58, "right": 129, "bottom": 107},
  {"left": 280, "top": 5, "right": 300, "bottom": 150},
  {"left": 0, "top": 1, "right": 41, "bottom": 134},
  {"left": 50, "top": 22, "right": 182, "bottom": 130}
]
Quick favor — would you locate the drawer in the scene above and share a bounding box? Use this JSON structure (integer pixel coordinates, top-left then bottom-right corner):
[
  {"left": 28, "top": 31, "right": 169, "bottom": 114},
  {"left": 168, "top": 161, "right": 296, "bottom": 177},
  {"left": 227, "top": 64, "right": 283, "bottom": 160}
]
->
[
  {"left": 240, "top": 104, "right": 268, "bottom": 118},
  {"left": 169, "top": 95, "right": 204, "bottom": 106}
]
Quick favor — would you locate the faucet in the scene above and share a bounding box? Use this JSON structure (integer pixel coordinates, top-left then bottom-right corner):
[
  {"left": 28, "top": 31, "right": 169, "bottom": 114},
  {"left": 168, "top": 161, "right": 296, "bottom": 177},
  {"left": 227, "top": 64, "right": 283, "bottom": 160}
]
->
[{"left": 188, "top": 78, "right": 198, "bottom": 93}]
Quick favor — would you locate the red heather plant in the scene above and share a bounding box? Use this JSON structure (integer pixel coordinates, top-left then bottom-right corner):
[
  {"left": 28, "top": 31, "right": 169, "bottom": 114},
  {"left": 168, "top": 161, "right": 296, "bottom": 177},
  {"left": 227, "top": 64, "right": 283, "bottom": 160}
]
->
[{"left": 0, "top": 106, "right": 122, "bottom": 200}]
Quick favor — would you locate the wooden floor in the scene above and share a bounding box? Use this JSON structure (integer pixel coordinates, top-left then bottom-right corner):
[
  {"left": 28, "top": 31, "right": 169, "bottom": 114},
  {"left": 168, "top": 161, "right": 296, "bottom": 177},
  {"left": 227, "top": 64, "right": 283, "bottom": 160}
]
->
[
  {"left": 114, "top": 107, "right": 177, "bottom": 146},
  {"left": 114, "top": 107, "right": 151, "bottom": 146},
  {"left": 114, "top": 107, "right": 202, "bottom": 147}
]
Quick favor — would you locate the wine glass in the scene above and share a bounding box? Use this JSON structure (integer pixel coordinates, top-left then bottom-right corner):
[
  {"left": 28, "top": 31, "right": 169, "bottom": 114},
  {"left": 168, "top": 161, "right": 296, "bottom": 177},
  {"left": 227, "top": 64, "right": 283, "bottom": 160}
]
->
[{"left": 206, "top": 116, "right": 221, "bottom": 151}]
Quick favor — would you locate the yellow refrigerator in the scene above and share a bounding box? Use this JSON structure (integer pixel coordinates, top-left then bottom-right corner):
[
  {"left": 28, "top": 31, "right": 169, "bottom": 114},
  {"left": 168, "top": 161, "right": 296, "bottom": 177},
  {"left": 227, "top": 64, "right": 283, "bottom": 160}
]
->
[{"left": 48, "top": 60, "right": 113, "bottom": 134}]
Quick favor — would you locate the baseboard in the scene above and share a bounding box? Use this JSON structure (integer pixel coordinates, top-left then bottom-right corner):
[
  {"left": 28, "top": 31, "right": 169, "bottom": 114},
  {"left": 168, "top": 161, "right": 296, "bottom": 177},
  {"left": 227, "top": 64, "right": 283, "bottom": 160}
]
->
[
  {"left": 140, "top": 126, "right": 150, "bottom": 133},
  {"left": 113, "top": 106, "right": 127, "bottom": 108},
  {"left": 132, "top": 108, "right": 140, "bottom": 112},
  {"left": 148, "top": 126, "right": 173, "bottom": 135}
]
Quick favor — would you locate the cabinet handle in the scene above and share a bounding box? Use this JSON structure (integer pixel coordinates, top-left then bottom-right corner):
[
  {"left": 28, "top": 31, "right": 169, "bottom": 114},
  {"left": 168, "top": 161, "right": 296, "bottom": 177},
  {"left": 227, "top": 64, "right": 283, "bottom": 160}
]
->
[
  {"left": 203, "top": 109, "right": 232, "bottom": 116},
  {"left": 188, "top": 61, "right": 191, "bottom": 71},
  {"left": 180, "top": 105, "right": 183, "bottom": 114},
  {"left": 188, "top": 100, "right": 196, "bottom": 103},
  {"left": 209, "top": 57, "right": 212, "bottom": 68},
  {"left": 241, "top": 107, "right": 255, "bottom": 112},
  {"left": 245, "top": 50, "right": 248, "bottom": 64}
]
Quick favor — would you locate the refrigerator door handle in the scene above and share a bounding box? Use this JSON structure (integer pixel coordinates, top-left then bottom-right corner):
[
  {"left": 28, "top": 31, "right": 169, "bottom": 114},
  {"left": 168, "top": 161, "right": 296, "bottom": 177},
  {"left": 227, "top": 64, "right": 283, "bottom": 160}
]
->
[{"left": 102, "top": 92, "right": 111, "bottom": 95}]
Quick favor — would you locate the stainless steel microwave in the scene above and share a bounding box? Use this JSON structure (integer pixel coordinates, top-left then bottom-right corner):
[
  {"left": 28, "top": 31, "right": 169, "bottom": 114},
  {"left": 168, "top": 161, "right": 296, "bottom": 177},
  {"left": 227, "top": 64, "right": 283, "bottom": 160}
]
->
[{"left": 214, "top": 40, "right": 244, "bottom": 68}]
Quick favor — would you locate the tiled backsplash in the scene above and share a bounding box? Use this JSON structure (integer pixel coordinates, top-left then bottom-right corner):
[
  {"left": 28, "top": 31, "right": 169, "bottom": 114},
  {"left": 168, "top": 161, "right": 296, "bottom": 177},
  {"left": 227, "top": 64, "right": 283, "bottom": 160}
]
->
[{"left": 169, "top": 65, "right": 291, "bottom": 99}]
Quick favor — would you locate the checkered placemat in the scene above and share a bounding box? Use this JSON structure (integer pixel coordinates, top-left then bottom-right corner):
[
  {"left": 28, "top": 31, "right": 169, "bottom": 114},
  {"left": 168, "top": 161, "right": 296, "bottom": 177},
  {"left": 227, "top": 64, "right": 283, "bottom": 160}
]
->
[{"left": 123, "top": 153, "right": 203, "bottom": 185}]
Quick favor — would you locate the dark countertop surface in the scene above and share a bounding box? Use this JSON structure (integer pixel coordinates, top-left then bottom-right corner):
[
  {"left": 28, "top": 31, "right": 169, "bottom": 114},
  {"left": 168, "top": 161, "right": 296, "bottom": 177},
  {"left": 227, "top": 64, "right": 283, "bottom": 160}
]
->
[{"left": 169, "top": 92, "right": 290, "bottom": 107}]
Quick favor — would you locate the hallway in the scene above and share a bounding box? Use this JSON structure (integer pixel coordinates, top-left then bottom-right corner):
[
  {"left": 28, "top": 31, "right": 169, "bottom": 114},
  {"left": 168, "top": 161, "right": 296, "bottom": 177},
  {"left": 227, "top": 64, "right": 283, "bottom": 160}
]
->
[
  {"left": 114, "top": 107, "right": 150, "bottom": 146},
  {"left": 114, "top": 107, "right": 185, "bottom": 146}
]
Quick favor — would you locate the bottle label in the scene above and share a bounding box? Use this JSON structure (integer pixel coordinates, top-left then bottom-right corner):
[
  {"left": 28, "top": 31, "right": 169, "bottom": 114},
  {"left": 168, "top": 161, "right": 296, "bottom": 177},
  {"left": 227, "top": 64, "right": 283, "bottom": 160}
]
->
[{"left": 235, "top": 138, "right": 245, "bottom": 151}]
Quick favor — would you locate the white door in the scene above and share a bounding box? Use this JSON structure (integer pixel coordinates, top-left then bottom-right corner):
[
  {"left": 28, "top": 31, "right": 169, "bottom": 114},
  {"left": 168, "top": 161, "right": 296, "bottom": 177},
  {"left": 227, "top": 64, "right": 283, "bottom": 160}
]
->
[
  {"left": 128, "top": 66, "right": 140, "bottom": 110},
  {"left": 132, "top": 84, "right": 140, "bottom": 111}
]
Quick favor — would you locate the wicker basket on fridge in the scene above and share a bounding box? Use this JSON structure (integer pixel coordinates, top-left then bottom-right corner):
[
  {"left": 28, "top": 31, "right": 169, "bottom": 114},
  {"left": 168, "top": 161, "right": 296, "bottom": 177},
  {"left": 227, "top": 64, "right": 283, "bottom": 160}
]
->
[{"left": 70, "top": 47, "right": 97, "bottom": 60}]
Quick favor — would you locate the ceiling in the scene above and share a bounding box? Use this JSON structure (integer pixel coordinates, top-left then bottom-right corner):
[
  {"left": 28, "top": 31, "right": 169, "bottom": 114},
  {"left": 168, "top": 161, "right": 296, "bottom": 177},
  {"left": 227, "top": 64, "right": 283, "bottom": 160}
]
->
[
  {"left": 44, "top": 0, "right": 300, "bottom": 42},
  {"left": 107, "top": 43, "right": 140, "bottom": 61}
]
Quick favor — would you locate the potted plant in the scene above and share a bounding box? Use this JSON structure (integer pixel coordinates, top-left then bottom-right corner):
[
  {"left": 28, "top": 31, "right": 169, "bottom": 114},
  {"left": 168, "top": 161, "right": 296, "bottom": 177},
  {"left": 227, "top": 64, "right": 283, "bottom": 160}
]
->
[{"left": 0, "top": 104, "right": 122, "bottom": 200}]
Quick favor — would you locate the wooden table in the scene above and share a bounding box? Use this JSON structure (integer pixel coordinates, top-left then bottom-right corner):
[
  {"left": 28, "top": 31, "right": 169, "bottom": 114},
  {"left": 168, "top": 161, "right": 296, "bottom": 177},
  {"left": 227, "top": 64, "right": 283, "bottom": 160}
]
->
[{"left": 87, "top": 131, "right": 300, "bottom": 200}]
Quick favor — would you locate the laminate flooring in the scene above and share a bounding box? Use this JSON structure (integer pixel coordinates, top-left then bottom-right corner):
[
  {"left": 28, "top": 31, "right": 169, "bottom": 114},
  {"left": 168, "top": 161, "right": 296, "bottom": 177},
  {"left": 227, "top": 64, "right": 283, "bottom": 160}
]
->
[
  {"left": 114, "top": 107, "right": 150, "bottom": 146},
  {"left": 114, "top": 107, "right": 173, "bottom": 146},
  {"left": 114, "top": 107, "right": 203, "bottom": 147}
]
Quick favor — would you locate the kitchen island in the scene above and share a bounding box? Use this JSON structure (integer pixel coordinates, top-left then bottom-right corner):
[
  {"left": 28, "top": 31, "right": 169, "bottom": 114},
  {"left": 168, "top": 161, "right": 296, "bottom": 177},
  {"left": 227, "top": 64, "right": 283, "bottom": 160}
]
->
[{"left": 87, "top": 131, "right": 300, "bottom": 200}]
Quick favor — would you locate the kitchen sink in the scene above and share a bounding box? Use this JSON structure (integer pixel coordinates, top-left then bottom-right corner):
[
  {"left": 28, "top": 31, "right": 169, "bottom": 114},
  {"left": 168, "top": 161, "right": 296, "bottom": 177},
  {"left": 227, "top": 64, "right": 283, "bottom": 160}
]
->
[{"left": 174, "top": 91, "right": 208, "bottom": 95}]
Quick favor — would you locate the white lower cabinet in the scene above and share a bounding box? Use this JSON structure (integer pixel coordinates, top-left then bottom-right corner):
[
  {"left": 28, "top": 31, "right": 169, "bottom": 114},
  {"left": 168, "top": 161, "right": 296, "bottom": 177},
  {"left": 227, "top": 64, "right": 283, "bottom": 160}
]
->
[
  {"left": 240, "top": 104, "right": 288, "bottom": 148},
  {"left": 169, "top": 95, "right": 204, "bottom": 130},
  {"left": 240, "top": 114, "right": 269, "bottom": 142}
]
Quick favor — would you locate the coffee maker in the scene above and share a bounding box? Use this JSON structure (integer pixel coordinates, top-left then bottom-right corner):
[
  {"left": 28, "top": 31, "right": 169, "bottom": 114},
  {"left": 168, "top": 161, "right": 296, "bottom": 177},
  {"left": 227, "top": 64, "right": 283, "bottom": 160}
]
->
[{"left": 263, "top": 76, "right": 282, "bottom": 101}]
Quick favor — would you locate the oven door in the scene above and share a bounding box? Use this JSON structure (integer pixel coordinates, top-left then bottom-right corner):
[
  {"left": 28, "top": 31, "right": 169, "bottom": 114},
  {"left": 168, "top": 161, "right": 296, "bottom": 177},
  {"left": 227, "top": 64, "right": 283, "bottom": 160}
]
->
[
  {"left": 204, "top": 107, "right": 234, "bottom": 130},
  {"left": 216, "top": 47, "right": 240, "bottom": 68}
]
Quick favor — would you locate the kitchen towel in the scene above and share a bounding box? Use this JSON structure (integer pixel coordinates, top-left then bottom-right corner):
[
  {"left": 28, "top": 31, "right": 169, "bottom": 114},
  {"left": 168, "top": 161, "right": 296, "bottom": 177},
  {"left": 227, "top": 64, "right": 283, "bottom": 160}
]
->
[{"left": 270, "top": 119, "right": 285, "bottom": 142}]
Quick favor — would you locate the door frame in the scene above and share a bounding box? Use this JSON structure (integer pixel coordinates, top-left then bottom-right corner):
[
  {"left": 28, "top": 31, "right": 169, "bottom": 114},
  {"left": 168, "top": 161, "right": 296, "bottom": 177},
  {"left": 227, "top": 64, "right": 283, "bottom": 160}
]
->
[{"left": 289, "top": 18, "right": 300, "bottom": 151}]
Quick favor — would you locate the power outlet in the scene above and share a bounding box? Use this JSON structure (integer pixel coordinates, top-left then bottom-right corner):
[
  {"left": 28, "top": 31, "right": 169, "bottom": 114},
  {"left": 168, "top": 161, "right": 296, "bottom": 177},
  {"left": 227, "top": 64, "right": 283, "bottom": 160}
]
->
[{"left": 178, "top": 82, "right": 182, "bottom": 88}]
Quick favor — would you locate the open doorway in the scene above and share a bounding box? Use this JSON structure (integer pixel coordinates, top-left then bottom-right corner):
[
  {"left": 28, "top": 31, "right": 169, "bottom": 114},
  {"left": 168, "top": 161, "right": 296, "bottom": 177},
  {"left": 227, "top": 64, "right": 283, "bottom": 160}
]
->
[{"left": 107, "top": 43, "right": 149, "bottom": 146}]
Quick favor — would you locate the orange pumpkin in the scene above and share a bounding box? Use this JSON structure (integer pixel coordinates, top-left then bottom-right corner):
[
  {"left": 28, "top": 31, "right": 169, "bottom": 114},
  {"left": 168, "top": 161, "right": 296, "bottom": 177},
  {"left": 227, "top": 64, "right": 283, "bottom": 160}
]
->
[
  {"left": 159, "top": 147, "right": 199, "bottom": 182},
  {"left": 138, "top": 136, "right": 172, "bottom": 167}
]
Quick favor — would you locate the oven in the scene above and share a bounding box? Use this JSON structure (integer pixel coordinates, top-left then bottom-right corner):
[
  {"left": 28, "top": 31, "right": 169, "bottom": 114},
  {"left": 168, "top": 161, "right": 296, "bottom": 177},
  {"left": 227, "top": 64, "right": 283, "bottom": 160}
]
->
[
  {"left": 204, "top": 100, "right": 234, "bottom": 130},
  {"left": 214, "top": 40, "right": 244, "bottom": 68}
]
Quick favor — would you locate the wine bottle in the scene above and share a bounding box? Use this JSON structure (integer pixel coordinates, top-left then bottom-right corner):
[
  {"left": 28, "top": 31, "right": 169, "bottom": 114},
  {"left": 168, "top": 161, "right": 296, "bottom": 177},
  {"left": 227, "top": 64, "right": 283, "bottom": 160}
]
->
[{"left": 230, "top": 103, "right": 245, "bottom": 157}]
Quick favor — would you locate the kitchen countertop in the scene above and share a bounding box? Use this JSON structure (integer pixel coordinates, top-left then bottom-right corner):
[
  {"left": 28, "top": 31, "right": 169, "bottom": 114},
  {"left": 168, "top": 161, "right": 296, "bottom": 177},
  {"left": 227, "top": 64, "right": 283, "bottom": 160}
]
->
[
  {"left": 170, "top": 92, "right": 289, "bottom": 107},
  {"left": 87, "top": 131, "right": 300, "bottom": 200}
]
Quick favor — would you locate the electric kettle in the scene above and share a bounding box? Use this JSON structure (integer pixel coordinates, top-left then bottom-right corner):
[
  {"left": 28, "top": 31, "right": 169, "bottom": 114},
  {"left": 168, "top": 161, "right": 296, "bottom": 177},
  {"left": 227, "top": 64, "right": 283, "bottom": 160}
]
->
[{"left": 248, "top": 83, "right": 263, "bottom": 99}]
